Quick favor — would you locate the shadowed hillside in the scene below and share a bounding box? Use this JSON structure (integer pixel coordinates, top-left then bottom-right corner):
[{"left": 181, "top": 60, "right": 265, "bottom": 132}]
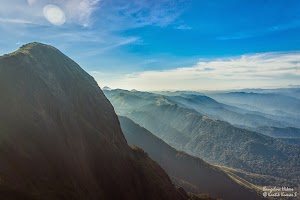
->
[
  {"left": 119, "top": 116, "right": 263, "bottom": 200},
  {"left": 0, "top": 43, "right": 192, "bottom": 200}
]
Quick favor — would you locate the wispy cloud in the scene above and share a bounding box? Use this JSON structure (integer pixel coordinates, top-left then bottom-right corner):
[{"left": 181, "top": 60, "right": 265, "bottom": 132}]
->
[
  {"left": 83, "top": 37, "right": 140, "bottom": 56},
  {"left": 0, "top": 18, "right": 39, "bottom": 25},
  {"left": 0, "top": 0, "right": 187, "bottom": 28},
  {"left": 0, "top": 0, "right": 188, "bottom": 56},
  {"left": 98, "top": 52, "right": 300, "bottom": 90},
  {"left": 0, "top": 0, "right": 100, "bottom": 26},
  {"left": 0, "top": 0, "right": 154, "bottom": 57},
  {"left": 96, "top": 0, "right": 189, "bottom": 30},
  {"left": 64, "top": 0, "right": 100, "bottom": 27},
  {"left": 175, "top": 25, "right": 192, "bottom": 30}
]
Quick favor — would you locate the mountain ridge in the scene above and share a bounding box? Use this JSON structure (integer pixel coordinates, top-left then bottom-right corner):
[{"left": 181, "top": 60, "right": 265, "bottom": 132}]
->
[{"left": 0, "top": 42, "right": 191, "bottom": 200}]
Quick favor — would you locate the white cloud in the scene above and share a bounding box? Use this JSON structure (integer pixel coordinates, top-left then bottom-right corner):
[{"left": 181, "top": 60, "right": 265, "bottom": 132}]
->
[
  {"left": 176, "top": 25, "right": 192, "bottom": 30},
  {"left": 0, "top": 17, "right": 40, "bottom": 25},
  {"left": 63, "top": 0, "right": 100, "bottom": 27},
  {"left": 97, "top": 52, "right": 300, "bottom": 90}
]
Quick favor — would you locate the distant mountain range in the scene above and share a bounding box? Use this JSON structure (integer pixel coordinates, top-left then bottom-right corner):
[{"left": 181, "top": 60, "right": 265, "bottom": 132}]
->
[
  {"left": 104, "top": 89, "right": 300, "bottom": 188},
  {"left": 156, "top": 91, "right": 300, "bottom": 129},
  {"left": 226, "top": 88, "right": 300, "bottom": 100},
  {"left": 208, "top": 92, "right": 300, "bottom": 117},
  {"left": 166, "top": 94, "right": 294, "bottom": 128},
  {"left": 0, "top": 43, "right": 201, "bottom": 200}
]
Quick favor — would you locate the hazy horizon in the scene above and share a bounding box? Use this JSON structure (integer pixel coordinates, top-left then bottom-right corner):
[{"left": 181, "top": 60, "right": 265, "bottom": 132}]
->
[{"left": 101, "top": 84, "right": 300, "bottom": 92}]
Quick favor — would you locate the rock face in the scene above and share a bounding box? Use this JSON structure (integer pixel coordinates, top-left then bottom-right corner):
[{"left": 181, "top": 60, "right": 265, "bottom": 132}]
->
[{"left": 0, "top": 43, "right": 186, "bottom": 200}]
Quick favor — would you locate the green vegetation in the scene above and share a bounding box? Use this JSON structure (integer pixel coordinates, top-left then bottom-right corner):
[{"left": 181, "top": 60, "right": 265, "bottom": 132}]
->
[
  {"left": 105, "top": 89, "right": 300, "bottom": 189},
  {"left": 119, "top": 116, "right": 263, "bottom": 200}
]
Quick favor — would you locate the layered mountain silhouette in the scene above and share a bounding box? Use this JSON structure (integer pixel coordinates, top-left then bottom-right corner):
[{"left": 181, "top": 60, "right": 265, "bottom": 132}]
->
[
  {"left": 208, "top": 92, "right": 300, "bottom": 117},
  {"left": 156, "top": 91, "right": 300, "bottom": 129},
  {"left": 119, "top": 116, "right": 263, "bottom": 200},
  {"left": 0, "top": 43, "right": 196, "bottom": 200},
  {"left": 104, "top": 89, "right": 300, "bottom": 188},
  {"left": 161, "top": 92, "right": 300, "bottom": 139},
  {"left": 166, "top": 94, "right": 292, "bottom": 128}
]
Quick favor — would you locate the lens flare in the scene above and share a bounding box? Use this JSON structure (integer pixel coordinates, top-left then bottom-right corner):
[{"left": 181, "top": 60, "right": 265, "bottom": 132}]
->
[{"left": 43, "top": 4, "right": 66, "bottom": 26}]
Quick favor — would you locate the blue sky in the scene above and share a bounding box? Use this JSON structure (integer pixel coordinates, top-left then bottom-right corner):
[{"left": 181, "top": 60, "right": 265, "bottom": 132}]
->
[{"left": 1, "top": 0, "right": 300, "bottom": 90}]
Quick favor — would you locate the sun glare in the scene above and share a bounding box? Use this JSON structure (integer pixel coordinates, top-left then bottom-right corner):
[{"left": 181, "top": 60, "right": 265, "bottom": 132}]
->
[{"left": 43, "top": 4, "right": 66, "bottom": 26}]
